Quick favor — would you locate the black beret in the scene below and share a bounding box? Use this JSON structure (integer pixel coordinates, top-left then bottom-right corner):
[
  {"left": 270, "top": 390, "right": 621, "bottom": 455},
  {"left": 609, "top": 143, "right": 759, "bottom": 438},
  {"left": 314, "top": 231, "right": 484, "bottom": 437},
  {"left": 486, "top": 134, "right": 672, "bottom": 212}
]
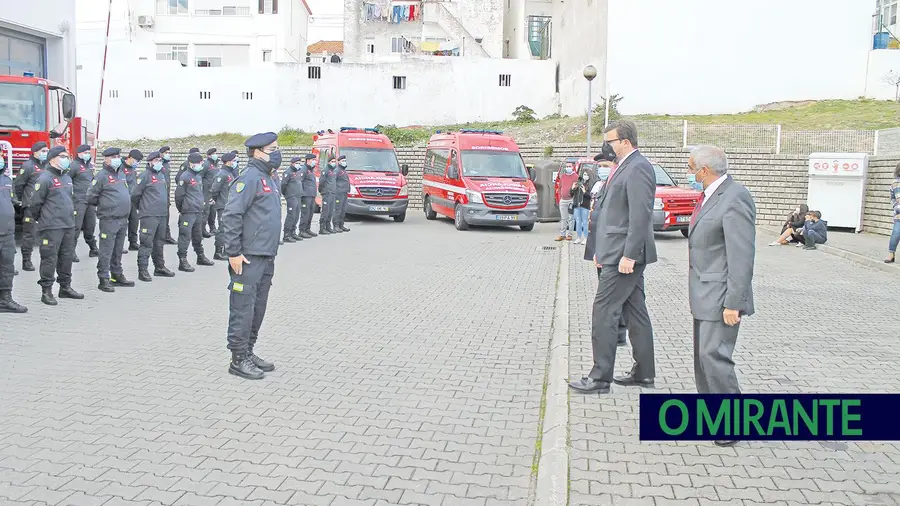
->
[
  {"left": 102, "top": 147, "right": 121, "bottom": 157},
  {"left": 221, "top": 152, "right": 236, "bottom": 162},
  {"left": 207, "top": 148, "right": 217, "bottom": 156},
  {"left": 290, "top": 156, "right": 303, "bottom": 164},
  {"left": 31, "top": 141, "right": 48, "bottom": 152},
  {"left": 189, "top": 147, "right": 200, "bottom": 154},
  {"left": 188, "top": 152, "right": 203, "bottom": 164},
  {"left": 159, "top": 146, "right": 170, "bottom": 153},
  {"left": 230, "top": 150, "right": 239, "bottom": 155},
  {"left": 147, "top": 151, "right": 161, "bottom": 161},
  {"left": 338, "top": 155, "right": 347, "bottom": 160},
  {"left": 304, "top": 153, "right": 316, "bottom": 160},
  {"left": 244, "top": 132, "right": 278, "bottom": 149},
  {"left": 76, "top": 144, "right": 91, "bottom": 154},
  {"left": 128, "top": 149, "right": 143, "bottom": 161},
  {"left": 47, "top": 146, "right": 67, "bottom": 160}
]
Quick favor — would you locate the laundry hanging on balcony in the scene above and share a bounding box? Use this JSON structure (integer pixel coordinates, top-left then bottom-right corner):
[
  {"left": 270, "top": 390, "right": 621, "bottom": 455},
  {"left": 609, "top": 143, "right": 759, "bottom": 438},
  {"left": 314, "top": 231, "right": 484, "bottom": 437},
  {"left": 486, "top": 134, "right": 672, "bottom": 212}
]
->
[
  {"left": 363, "top": 1, "right": 388, "bottom": 21},
  {"left": 389, "top": 2, "right": 419, "bottom": 23}
]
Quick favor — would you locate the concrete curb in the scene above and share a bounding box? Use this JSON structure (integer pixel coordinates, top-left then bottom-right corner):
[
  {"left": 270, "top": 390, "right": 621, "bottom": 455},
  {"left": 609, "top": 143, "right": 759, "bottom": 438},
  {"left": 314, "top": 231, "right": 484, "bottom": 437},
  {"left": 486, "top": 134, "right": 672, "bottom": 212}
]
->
[
  {"left": 534, "top": 242, "right": 570, "bottom": 506},
  {"left": 760, "top": 226, "right": 900, "bottom": 276}
]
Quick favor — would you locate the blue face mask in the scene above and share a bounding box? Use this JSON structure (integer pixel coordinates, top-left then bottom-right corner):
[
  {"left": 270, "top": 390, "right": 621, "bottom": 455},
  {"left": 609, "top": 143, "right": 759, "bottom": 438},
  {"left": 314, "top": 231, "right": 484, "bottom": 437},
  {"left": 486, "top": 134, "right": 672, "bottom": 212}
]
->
[
  {"left": 309, "top": 160, "right": 317, "bottom": 168},
  {"left": 152, "top": 161, "right": 163, "bottom": 172},
  {"left": 293, "top": 163, "right": 302, "bottom": 170},
  {"left": 339, "top": 161, "right": 347, "bottom": 168},
  {"left": 686, "top": 174, "right": 696, "bottom": 184},
  {"left": 211, "top": 154, "right": 218, "bottom": 161},
  {"left": 110, "top": 158, "right": 122, "bottom": 169},
  {"left": 79, "top": 153, "right": 91, "bottom": 162},
  {"left": 564, "top": 167, "right": 573, "bottom": 174},
  {"left": 0, "top": 159, "right": 5, "bottom": 171},
  {"left": 329, "top": 162, "right": 336, "bottom": 169},
  {"left": 58, "top": 158, "right": 71, "bottom": 171},
  {"left": 163, "top": 153, "right": 170, "bottom": 161},
  {"left": 191, "top": 164, "right": 202, "bottom": 172},
  {"left": 37, "top": 151, "right": 48, "bottom": 162}
]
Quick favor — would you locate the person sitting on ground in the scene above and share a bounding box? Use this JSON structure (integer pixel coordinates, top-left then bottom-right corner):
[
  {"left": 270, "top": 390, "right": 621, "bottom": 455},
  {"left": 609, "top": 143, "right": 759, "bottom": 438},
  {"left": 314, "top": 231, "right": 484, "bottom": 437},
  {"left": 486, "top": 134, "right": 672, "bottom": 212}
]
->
[
  {"left": 769, "top": 203, "right": 809, "bottom": 246},
  {"left": 800, "top": 210, "right": 827, "bottom": 250}
]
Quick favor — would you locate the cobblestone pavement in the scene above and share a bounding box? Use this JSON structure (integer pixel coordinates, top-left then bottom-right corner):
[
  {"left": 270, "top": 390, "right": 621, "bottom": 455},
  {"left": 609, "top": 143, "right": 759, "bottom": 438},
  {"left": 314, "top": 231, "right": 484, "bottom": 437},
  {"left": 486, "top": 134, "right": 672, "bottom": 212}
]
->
[
  {"left": 568, "top": 231, "right": 900, "bottom": 506},
  {"left": 1, "top": 214, "right": 561, "bottom": 506}
]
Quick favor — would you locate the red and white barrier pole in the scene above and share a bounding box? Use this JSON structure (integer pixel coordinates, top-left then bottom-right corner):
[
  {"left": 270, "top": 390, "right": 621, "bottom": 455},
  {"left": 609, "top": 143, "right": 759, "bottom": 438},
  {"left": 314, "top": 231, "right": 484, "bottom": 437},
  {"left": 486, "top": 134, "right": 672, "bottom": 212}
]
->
[{"left": 95, "top": 0, "right": 113, "bottom": 145}]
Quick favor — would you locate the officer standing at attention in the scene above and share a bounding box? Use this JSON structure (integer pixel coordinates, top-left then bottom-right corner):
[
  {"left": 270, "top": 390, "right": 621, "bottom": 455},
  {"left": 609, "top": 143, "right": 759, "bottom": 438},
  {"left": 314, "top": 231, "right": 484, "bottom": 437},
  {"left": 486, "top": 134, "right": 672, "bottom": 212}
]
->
[
  {"left": 159, "top": 146, "right": 177, "bottom": 245},
  {"left": 87, "top": 147, "right": 136, "bottom": 293},
  {"left": 30, "top": 147, "right": 84, "bottom": 305},
  {"left": 122, "top": 149, "right": 142, "bottom": 252},
  {"left": 70, "top": 145, "right": 99, "bottom": 261},
  {"left": 318, "top": 155, "right": 337, "bottom": 235},
  {"left": 174, "top": 152, "right": 214, "bottom": 272},
  {"left": 201, "top": 148, "right": 219, "bottom": 238},
  {"left": 222, "top": 132, "right": 282, "bottom": 380},
  {"left": 281, "top": 157, "right": 304, "bottom": 243},
  {"left": 333, "top": 154, "right": 351, "bottom": 233},
  {"left": 0, "top": 156, "right": 27, "bottom": 313},
  {"left": 298, "top": 154, "right": 318, "bottom": 238},
  {"left": 13, "top": 141, "right": 49, "bottom": 271},
  {"left": 132, "top": 152, "right": 176, "bottom": 282},
  {"left": 176, "top": 147, "right": 200, "bottom": 182},
  {"left": 211, "top": 152, "right": 238, "bottom": 260}
]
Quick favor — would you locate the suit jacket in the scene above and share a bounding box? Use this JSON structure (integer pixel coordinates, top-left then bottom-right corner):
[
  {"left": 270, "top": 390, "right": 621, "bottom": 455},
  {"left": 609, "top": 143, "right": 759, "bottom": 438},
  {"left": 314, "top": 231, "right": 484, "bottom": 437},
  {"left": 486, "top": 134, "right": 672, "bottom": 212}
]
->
[
  {"left": 592, "top": 150, "right": 658, "bottom": 266},
  {"left": 688, "top": 176, "right": 756, "bottom": 321}
]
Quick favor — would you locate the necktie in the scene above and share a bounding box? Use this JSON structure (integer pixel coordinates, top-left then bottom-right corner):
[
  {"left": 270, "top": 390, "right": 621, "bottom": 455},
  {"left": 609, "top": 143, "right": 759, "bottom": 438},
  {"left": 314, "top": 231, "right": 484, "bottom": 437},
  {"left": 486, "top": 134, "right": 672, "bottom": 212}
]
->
[{"left": 690, "top": 192, "right": 706, "bottom": 228}]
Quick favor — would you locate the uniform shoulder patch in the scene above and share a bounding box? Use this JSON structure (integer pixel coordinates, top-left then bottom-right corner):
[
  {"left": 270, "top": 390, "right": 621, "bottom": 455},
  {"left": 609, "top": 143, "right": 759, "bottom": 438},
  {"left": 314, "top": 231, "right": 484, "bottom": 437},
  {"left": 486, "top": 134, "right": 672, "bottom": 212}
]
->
[
  {"left": 136, "top": 178, "right": 142, "bottom": 184},
  {"left": 235, "top": 182, "right": 245, "bottom": 193},
  {"left": 34, "top": 183, "right": 40, "bottom": 190},
  {"left": 217, "top": 177, "right": 223, "bottom": 182},
  {"left": 179, "top": 180, "right": 184, "bottom": 185},
  {"left": 92, "top": 179, "right": 98, "bottom": 186}
]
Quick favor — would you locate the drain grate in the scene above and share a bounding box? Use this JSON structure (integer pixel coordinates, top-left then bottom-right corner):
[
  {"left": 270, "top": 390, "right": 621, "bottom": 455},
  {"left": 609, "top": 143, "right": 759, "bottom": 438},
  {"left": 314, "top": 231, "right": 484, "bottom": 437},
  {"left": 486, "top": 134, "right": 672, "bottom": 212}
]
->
[{"left": 541, "top": 246, "right": 557, "bottom": 251}]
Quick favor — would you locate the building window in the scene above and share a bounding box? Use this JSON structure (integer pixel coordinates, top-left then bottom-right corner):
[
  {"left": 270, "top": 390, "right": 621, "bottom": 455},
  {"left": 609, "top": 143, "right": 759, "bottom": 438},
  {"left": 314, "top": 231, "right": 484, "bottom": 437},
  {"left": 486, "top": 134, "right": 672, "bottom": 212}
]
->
[
  {"left": 156, "top": 0, "right": 188, "bottom": 15},
  {"left": 308, "top": 66, "right": 321, "bottom": 79},
  {"left": 259, "top": 0, "right": 277, "bottom": 14},
  {"left": 242, "top": 92, "right": 253, "bottom": 100},
  {"left": 144, "top": 90, "right": 154, "bottom": 98},
  {"left": 392, "top": 76, "right": 406, "bottom": 90},
  {"left": 194, "top": 44, "right": 250, "bottom": 67},
  {"left": 391, "top": 37, "right": 413, "bottom": 54},
  {"left": 200, "top": 91, "right": 211, "bottom": 99},
  {"left": 499, "top": 74, "right": 511, "bottom": 87},
  {"left": 883, "top": 1, "right": 899, "bottom": 27},
  {"left": 527, "top": 15, "right": 552, "bottom": 59},
  {"left": 366, "top": 43, "right": 375, "bottom": 54},
  {"left": 155, "top": 44, "right": 188, "bottom": 66},
  {"left": 262, "top": 50, "right": 272, "bottom": 62},
  {"left": 195, "top": 6, "right": 249, "bottom": 15},
  {"left": 108, "top": 89, "right": 119, "bottom": 98},
  {"left": 196, "top": 57, "right": 222, "bottom": 67}
]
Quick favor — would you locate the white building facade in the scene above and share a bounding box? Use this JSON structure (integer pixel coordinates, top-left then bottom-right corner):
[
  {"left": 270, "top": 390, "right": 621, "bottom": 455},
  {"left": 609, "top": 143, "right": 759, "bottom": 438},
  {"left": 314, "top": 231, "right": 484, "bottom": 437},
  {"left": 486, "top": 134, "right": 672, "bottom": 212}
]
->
[{"left": 0, "top": 0, "right": 78, "bottom": 89}]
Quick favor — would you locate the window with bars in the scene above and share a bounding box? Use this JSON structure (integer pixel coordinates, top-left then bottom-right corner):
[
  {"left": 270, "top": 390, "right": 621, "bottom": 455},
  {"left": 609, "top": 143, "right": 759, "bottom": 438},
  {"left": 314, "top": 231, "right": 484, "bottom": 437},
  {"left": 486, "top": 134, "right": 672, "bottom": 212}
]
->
[
  {"left": 155, "top": 44, "right": 188, "bottom": 66},
  {"left": 262, "top": 50, "right": 272, "bottom": 62},
  {"left": 259, "top": 0, "right": 277, "bottom": 14},
  {"left": 196, "top": 57, "right": 222, "bottom": 67},
  {"left": 308, "top": 66, "right": 321, "bottom": 79},
  {"left": 108, "top": 90, "right": 119, "bottom": 98},
  {"left": 200, "top": 91, "right": 212, "bottom": 99},
  {"left": 144, "top": 90, "right": 154, "bottom": 98},
  {"left": 242, "top": 92, "right": 253, "bottom": 100},
  {"left": 392, "top": 76, "right": 406, "bottom": 90},
  {"left": 499, "top": 74, "right": 511, "bottom": 87}
]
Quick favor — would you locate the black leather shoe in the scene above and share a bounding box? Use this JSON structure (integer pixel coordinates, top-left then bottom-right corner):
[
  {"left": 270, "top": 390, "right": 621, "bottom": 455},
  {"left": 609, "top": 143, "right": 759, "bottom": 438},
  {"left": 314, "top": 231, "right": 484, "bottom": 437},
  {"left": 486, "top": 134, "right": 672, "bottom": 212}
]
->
[
  {"left": 304, "top": 230, "right": 317, "bottom": 238},
  {"left": 283, "top": 234, "right": 296, "bottom": 243},
  {"left": 202, "top": 231, "right": 212, "bottom": 238},
  {"left": 88, "top": 248, "right": 99, "bottom": 258},
  {"left": 613, "top": 370, "right": 654, "bottom": 387},
  {"left": 22, "top": 257, "right": 35, "bottom": 271},
  {"left": 98, "top": 279, "right": 115, "bottom": 293},
  {"left": 291, "top": 234, "right": 304, "bottom": 241},
  {"left": 568, "top": 377, "right": 611, "bottom": 393},
  {"left": 340, "top": 225, "right": 350, "bottom": 232},
  {"left": 178, "top": 258, "right": 195, "bottom": 272},
  {"left": 41, "top": 288, "right": 58, "bottom": 306},
  {"left": 58, "top": 285, "right": 84, "bottom": 299},
  {"left": 110, "top": 275, "right": 135, "bottom": 287},
  {"left": 228, "top": 353, "right": 264, "bottom": 380},
  {"left": 129, "top": 243, "right": 139, "bottom": 251},
  {"left": 196, "top": 254, "right": 214, "bottom": 266},
  {"left": 164, "top": 237, "right": 177, "bottom": 245},
  {"left": 714, "top": 440, "right": 738, "bottom": 447},
  {"left": 248, "top": 352, "right": 275, "bottom": 372},
  {"left": 0, "top": 290, "right": 27, "bottom": 313},
  {"left": 138, "top": 269, "right": 152, "bottom": 282},
  {"left": 154, "top": 267, "right": 175, "bottom": 277},
  {"left": 617, "top": 337, "right": 627, "bottom": 347},
  {"left": 72, "top": 252, "right": 80, "bottom": 263},
  {"left": 213, "top": 248, "right": 227, "bottom": 261}
]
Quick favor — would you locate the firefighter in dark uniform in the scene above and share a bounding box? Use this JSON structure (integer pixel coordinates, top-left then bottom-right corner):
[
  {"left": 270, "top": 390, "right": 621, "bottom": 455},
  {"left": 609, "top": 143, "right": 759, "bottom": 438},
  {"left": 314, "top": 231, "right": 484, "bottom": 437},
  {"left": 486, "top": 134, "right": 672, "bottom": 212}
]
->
[
  {"left": 159, "top": 146, "right": 177, "bottom": 245},
  {"left": 222, "top": 132, "right": 282, "bottom": 380},
  {"left": 0, "top": 157, "right": 26, "bottom": 313},
  {"left": 211, "top": 152, "right": 238, "bottom": 260},
  {"left": 281, "top": 156, "right": 304, "bottom": 243},
  {"left": 333, "top": 154, "right": 351, "bottom": 233},
  {"left": 87, "top": 147, "right": 136, "bottom": 293},
  {"left": 174, "top": 152, "right": 214, "bottom": 272},
  {"left": 318, "top": 155, "right": 337, "bottom": 235},
  {"left": 201, "top": 148, "right": 219, "bottom": 238},
  {"left": 176, "top": 147, "right": 200, "bottom": 183},
  {"left": 122, "top": 149, "right": 142, "bottom": 252},
  {"left": 299, "top": 154, "right": 317, "bottom": 238},
  {"left": 30, "top": 146, "right": 84, "bottom": 305},
  {"left": 132, "top": 151, "right": 176, "bottom": 282},
  {"left": 70, "top": 144, "right": 99, "bottom": 261},
  {"left": 13, "top": 141, "right": 49, "bottom": 271}
]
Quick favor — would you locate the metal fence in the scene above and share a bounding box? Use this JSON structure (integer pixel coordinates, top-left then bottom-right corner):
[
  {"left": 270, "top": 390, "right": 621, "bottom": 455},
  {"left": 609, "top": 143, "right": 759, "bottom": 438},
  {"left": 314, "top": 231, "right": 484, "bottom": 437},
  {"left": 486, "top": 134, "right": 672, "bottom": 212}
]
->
[{"left": 631, "top": 119, "right": 882, "bottom": 155}]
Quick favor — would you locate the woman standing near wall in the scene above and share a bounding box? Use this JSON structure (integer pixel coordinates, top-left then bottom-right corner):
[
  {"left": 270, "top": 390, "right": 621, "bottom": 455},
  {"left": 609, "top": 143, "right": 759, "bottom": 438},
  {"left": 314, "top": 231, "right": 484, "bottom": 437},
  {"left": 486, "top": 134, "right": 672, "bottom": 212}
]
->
[{"left": 886, "top": 163, "right": 900, "bottom": 263}]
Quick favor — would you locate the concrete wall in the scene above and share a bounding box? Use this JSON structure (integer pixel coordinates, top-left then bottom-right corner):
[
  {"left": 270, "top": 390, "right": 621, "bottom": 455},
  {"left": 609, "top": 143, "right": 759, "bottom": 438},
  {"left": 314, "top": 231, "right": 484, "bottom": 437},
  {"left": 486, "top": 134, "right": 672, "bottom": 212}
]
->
[
  {"left": 0, "top": 0, "right": 78, "bottom": 91},
  {"left": 552, "top": 0, "right": 607, "bottom": 118},
  {"left": 864, "top": 49, "right": 900, "bottom": 100}
]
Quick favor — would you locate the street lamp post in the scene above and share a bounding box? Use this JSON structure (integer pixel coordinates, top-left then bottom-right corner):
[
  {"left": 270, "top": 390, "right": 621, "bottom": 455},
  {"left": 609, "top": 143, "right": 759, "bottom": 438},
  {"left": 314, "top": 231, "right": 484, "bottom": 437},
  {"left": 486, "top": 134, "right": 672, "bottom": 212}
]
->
[{"left": 583, "top": 65, "right": 597, "bottom": 158}]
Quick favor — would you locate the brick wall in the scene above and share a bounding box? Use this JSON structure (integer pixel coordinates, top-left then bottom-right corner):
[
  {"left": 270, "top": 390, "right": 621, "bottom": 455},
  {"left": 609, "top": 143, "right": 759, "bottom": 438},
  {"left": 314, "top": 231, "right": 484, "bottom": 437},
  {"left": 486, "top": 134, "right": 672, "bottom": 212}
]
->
[{"left": 117, "top": 143, "right": 898, "bottom": 235}]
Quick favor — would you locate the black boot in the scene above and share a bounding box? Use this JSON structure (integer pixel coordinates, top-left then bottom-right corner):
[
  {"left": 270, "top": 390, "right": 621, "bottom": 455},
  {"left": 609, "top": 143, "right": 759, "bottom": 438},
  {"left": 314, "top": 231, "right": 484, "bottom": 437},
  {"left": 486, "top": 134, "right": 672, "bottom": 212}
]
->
[
  {"left": 178, "top": 257, "right": 195, "bottom": 272},
  {"left": 291, "top": 233, "right": 304, "bottom": 241},
  {"left": 129, "top": 242, "right": 139, "bottom": 251},
  {"left": 202, "top": 229, "right": 212, "bottom": 239},
  {"left": 138, "top": 268, "right": 152, "bottom": 282},
  {"left": 72, "top": 252, "right": 80, "bottom": 263},
  {"left": 319, "top": 226, "right": 332, "bottom": 235},
  {"left": 41, "top": 286, "right": 57, "bottom": 306},
  {"left": 283, "top": 233, "right": 296, "bottom": 243},
  {"left": 196, "top": 254, "right": 214, "bottom": 266},
  {"left": 164, "top": 236, "right": 177, "bottom": 245},
  {"left": 98, "top": 278, "right": 115, "bottom": 293},
  {"left": 110, "top": 274, "right": 135, "bottom": 287},
  {"left": 0, "top": 290, "right": 27, "bottom": 313},
  {"left": 213, "top": 247, "right": 227, "bottom": 261},
  {"left": 88, "top": 244, "right": 99, "bottom": 257},
  {"left": 332, "top": 224, "right": 344, "bottom": 233},
  {"left": 325, "top": 225, "right": 336, "bottom": 234},
  {"left": 21, "top": 254, "right": 34, "bottom": 272},
  {"left": 301, "top": 229, "right": 315, "bottom": 239},
  {"left": 58, "top": 284, "right": 85, "bottom": 300},
  {"left": 340, "top": 224, "right": 350, "bottom": 232},
  {"left": 154, "top": 266, "right": 175, "bottom": 277},
  {"left": 248, "top": 348, "right": 275, "bottom": 372},
  {"left": 228, "top": 352, "right": 264, "bottom": 380}
]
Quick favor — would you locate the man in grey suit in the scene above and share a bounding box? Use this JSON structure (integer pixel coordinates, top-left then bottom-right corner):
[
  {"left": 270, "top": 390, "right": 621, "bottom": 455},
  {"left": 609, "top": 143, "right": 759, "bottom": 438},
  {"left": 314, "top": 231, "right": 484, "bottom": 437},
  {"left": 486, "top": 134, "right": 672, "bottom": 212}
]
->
[
  {"left": 686, "top": 145, "right": 756, "bottom": 447},
  {"left": 570, "top": 120, "right": 658, "bottom": 394}
]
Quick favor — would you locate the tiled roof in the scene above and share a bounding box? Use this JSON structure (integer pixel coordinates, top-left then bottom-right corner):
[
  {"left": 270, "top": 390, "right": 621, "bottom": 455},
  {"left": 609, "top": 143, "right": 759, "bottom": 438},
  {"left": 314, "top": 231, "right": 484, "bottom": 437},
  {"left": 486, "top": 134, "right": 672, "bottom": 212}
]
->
[{"left": 307, "top": 40, "right": 344, "bottom": 54}]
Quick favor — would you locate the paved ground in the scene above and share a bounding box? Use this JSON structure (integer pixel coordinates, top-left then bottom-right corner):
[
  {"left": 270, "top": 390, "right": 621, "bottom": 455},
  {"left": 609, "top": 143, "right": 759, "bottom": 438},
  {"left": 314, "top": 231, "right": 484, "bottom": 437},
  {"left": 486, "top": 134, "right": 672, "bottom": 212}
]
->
[
  {"left": 1, "top": 213, "right": 557, "bottom": 506},
  {"left": 568, "top": 230, "right": 900, "bottom": 506}
]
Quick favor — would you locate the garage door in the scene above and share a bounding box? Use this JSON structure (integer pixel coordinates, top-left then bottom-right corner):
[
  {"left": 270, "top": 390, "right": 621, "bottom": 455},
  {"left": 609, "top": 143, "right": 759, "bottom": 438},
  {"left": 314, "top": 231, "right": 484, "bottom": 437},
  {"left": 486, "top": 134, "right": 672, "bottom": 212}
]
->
[{"left": 0, "top": 28, "right": 45, "bottom": 78}]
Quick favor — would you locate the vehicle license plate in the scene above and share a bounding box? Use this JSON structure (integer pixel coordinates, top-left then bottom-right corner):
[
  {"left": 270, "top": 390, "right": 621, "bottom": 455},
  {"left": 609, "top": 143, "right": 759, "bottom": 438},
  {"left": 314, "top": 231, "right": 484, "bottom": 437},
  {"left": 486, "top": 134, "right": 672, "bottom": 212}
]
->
[
  {"left": 369, "top": 206, "right": 389, "bottom": 212},
  {"left": 676, "top": 215, "right": 690, "bottom": 223},
  {"left": 496, "top": 215, "right": 518, "bottom": 221}
]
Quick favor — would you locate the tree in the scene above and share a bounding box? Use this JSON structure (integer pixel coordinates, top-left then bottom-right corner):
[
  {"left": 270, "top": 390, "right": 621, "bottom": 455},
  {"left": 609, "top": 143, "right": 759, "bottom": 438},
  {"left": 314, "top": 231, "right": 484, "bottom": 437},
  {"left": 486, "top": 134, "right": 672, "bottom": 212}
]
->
[
  {"left": 882, "top": 71, "right": 900, "bottom": 102},
  {"left": 512, "top": 105, "right": 537, "bottom": 123},
  {"left": 593, "top": 94, "right": 624, "bottom": 134}
]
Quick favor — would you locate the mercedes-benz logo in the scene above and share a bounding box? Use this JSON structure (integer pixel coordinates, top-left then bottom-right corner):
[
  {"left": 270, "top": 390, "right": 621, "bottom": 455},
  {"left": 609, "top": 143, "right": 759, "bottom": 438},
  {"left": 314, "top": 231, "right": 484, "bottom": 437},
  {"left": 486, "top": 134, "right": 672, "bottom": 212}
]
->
[
  {"left": 375, "top": 188, "right": 383, "bottom": 196},
  {"left": 502, "top": 195, "right": 512, "bottom": 205}
]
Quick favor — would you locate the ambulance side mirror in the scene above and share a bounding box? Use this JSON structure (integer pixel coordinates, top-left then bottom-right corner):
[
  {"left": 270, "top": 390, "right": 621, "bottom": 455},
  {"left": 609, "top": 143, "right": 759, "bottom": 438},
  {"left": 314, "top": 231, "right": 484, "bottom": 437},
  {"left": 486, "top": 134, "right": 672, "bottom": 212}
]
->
[
  {"left": 401, "top": 164, "right": 409, "bottom": 176},
  {"left": 527, "top": 166, "right": 536, "bottom": 181}
]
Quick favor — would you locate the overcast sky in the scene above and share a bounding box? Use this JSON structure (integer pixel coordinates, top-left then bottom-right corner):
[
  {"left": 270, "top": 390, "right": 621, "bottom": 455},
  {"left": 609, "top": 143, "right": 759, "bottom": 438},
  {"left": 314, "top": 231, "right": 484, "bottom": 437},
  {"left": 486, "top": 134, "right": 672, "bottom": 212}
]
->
[{"left": 306, "top": 0, "right": 344, "bottom": 43}]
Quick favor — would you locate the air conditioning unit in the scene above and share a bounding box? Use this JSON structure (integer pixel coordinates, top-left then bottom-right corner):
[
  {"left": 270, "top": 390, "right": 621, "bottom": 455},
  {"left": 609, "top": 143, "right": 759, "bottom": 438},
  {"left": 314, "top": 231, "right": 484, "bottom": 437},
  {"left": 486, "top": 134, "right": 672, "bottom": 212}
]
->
[{"left": 137, "top": 15, "right": 154, "bottom": 27}]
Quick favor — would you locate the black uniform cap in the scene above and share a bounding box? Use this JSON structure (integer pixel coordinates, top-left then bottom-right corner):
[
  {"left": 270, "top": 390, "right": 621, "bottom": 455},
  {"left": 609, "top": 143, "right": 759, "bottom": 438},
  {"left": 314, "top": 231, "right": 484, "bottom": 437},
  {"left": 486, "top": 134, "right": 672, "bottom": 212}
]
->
[
  {"left": 290, "top": 156, "right": 303, "bottom": 164},
  {"left": 189, "top": 147, "right": 200, "bottom": 154},
  {"left": 47, "top": 146, "right": 67, "bottom": 160},
  {"left": 230, "top": 150, "right": 239, "bottom": 155},
  {"left": 31, "top": 141, "right": 48, "bottom": 152},
  {"left": 244, "top": 132, "right": 278, "bottom": 149},
  {"left": 188, "top": 152, "right": 203, "bottom": 164},
  {"left": 101, "top": 147, "right": 121, "bottom": 157},
  {"left": 222, "top": 152, "right": 236, "bottom": 162},
  {"left": 76, "top": 144, "right": 91, "bottom": 154},
  {"left": 128, "top": 149, "right": 143, "bottom": 161},
  {"left": 207, "top": 148, "right": 217, "bottom": 156},
  {"left": 304, "top": 154, "right": 316, "bottom": 160},
  {"left": 338, "top": 155, "right": 347, "bottom": 160},
  {"left": 160, "top": 146, "right": 170, "bottom": 153},
  {"left": 147, "top": 151, "right": 162, "bottom": 161}
]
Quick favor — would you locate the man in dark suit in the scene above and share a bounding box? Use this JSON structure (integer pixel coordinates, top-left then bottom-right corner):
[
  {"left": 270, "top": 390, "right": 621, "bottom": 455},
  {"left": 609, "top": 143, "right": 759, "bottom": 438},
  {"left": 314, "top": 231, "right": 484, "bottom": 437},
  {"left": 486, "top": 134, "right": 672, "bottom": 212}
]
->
[
  {"left": 685, "top": 145, "right": 756, "bottom": 446},
  {"left": 570, "top": 120, "right": 657, "bottom": 394}
]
